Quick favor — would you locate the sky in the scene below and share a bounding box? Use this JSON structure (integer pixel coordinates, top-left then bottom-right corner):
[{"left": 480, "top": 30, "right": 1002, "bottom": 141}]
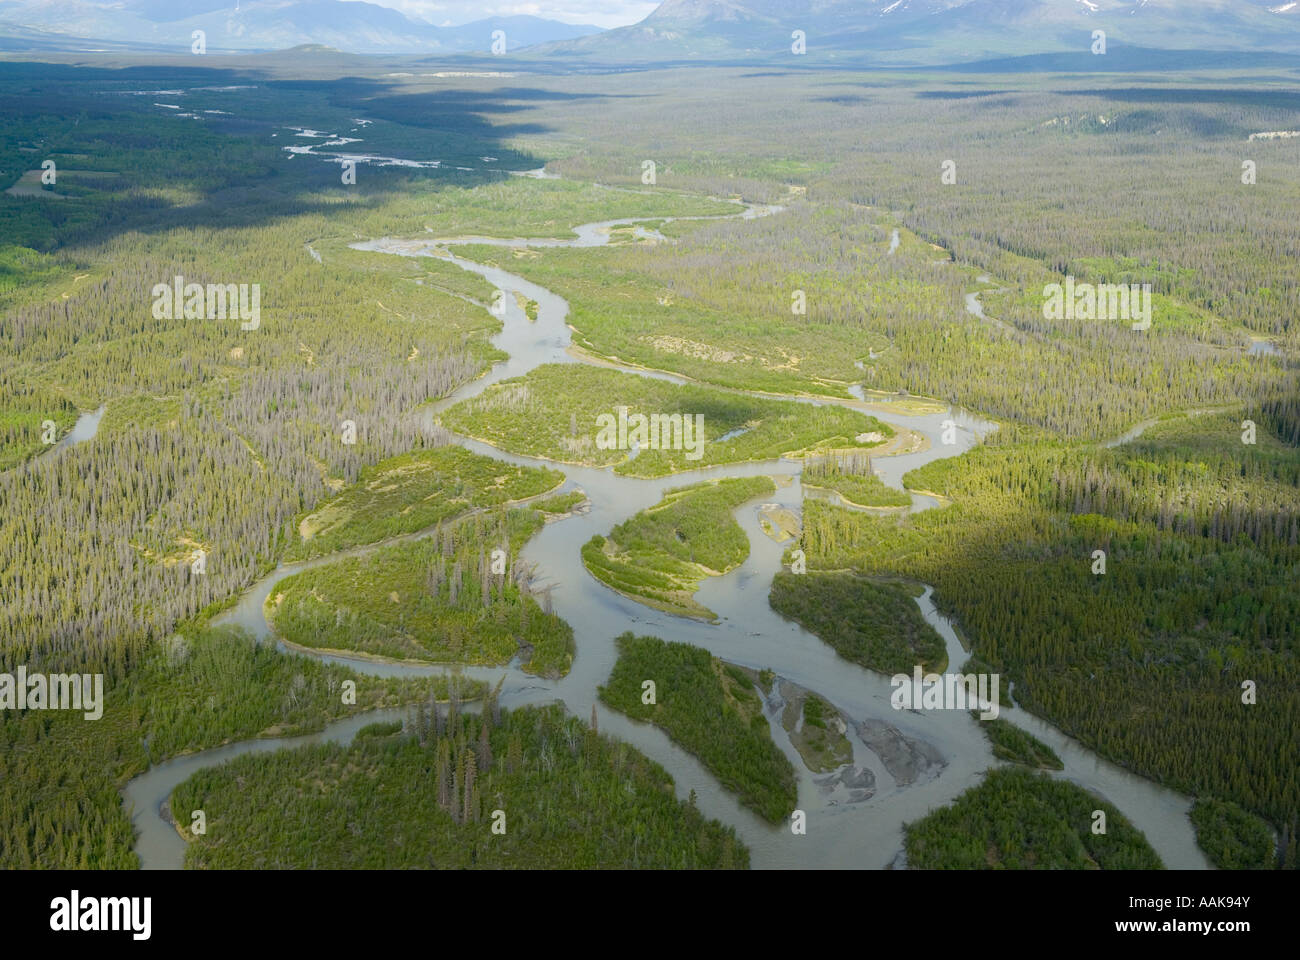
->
[{"left": 341, "top": 0, "right": 661, "bottom": 29}]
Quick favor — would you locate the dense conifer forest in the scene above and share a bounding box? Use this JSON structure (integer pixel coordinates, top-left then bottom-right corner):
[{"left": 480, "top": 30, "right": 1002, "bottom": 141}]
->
[
  {"left": 172, "top": 703, "right": 749, "bottom": 869},
  {"left": 1, "top": 57, "right": 1295, "bottom": 872},
  {"left": 769, "top": 571, "right": 946, "bottom": 673},
  {"left": 599, "top": 633, "right": 797, "bottom": 823},
  {"left": 905, "top": 767, "right": 1164, "bottom": 870},
  {"left": 798, "top": 413, "right": 1298, "bottom": 864}
]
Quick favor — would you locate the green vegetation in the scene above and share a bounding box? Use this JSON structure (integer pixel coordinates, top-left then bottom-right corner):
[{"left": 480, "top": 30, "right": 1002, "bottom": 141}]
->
[
  {"left": 4, "top": 59, "right": 1299, "bottom": 873},
  {"left": 802, "top": 451, "right": 911, "bottom": 508},
  {"left": 961, "top": 657, "right": 1014, "bottom": 709},
  {"left": 453, "top": 208, "right": 930, "bottom": 401},
  {"left": 758, "top": 503, "right": 800, "bottom": 543},
  {"left": 0, "top": 69, "right": 744, "bottom": 681},
  {"left": 977, "top": 717, "right": 1064, "bottom": 771},
  {"left": 0, "top": 373, "right": 78, "bottom": 468},
  {"left": 769, "top": 571, "right": 946, "bottom": 674},
  {"left": 534, "top": 489, "right": 586, "bottom": 516},
  {"left": 1189, "top": 798, "right": 1275, "bottom": 870},
  {"left": 172, "top": 704, "right": 748, "bottom": 869},
  {"left": 905, "top": 767, "right": 1163, "bottom": 869},
  {"left": 582, "top": 476, "right": 773, "bottom": 619},
  {"left": 440, "top": 363, "right": 892, "bottom": 478},
  {"left": 271, "top": 508, "right": 574, "bottom": 676},
  {"left": 599, "top": 633, "right": 797, "bottom": 823},
  {"left": 354, "top": 720, "right": 404, "bottom": 740},
  {"left": 485, "top": 187, "right": 1289, "bottom": 437},
  {"left": 800, "top": 412, "right": 1299, "bottom": 856},
  {"left": 287, "top": 445, "right": 563, "bottom": 560},
  {"left": 546, "top": 73, "right": 1296, "bottom": 440},
  {"left": 0, "top": 243, "right": 70, "bottom": 307},
  {"left": 0, "top": 625, "right": 469, "bottom": 869},
  {"left": 782, "top": 689, "right": 853, "bottom": 773}
]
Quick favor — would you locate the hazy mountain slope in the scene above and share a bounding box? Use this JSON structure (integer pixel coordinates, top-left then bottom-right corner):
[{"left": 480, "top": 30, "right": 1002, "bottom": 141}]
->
[
  {"left": 0, "top": 0, "right": 602, "bottom": 53},
  {"left": 441, "top": 15, "right": 605, "bottom": 50},
  {"left": 537, "top": 0, "right": 1300, "bottom": 63}
]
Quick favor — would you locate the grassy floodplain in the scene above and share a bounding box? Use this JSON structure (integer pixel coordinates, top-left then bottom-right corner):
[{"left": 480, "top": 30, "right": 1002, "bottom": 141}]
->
[
  {"left": 582, "top": 476, "right": 774, "bottom": 620},
  {"left": 440, "top": 363, "right": 892, "bottom": 477},
  {"left": 286, "top": 445, "right": 565, "bottom": 561},
  {"left": 781, "top": 688, "right": 853, "bottom": 774},
  {"left": 801, "top": 451, "right": 912, "bottom": 508},
  {"left": 539, "top": 71, "right": 1297, "bottom": 440},
  {"left": 271, "top": 508, "right": 574, "bottom": 676},
  {"left": 533, "top": 489, "right": 587, "bottom": 516},
  {"left": 448, "top": 209, "right": 943, "bottom": 401}
]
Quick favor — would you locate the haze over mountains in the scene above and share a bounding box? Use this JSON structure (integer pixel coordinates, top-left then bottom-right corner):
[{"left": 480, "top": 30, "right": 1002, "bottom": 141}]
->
[
  {"left": 0, "top": 0, "right": 1296, "bottom": 61},
  {"left": 540, "top": 0, "right": 1300, "bottom": 63},
  {"left": 0, "top": 0, "right": 602, "bottom": 54}
]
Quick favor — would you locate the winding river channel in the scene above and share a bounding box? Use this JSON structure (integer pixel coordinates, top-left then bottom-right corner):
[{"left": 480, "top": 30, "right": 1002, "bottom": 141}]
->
[{"left": 123, "top": 188, "right": 1212, "bottom": 871}]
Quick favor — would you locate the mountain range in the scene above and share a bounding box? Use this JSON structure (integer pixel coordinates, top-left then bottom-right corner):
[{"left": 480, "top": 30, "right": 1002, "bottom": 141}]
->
[
  {"left": 0, "top": 0, "right": 1296, "bottom": 61},
  {"left": 538, "top": 0, "right": 1300, "bottom": 63},
  {"left": 0, "top": 1, "right": 603, "bottom": 54}
]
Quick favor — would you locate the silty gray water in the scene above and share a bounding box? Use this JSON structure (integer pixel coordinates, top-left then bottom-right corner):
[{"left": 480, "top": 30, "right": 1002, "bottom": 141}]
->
[{"left": 126, "top": 195, "right": 1211, "bottom": 870}]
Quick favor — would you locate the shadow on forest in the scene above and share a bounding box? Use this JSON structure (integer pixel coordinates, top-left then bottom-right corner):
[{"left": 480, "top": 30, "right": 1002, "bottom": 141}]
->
[{"left": 0, "top": 59, "right": 624, "bottom": 253}]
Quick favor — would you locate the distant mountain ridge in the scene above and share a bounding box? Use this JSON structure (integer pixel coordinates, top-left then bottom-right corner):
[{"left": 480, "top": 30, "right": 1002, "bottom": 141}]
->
[
  {"left": 538, "top": 0, "right": 1300, "bottom": 63},
  {"left": 0, "top": 0, "right": 603, "bottom": 54},
  {"left": 1, "top": 0, "right": 1296, "bottom": 61}
]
